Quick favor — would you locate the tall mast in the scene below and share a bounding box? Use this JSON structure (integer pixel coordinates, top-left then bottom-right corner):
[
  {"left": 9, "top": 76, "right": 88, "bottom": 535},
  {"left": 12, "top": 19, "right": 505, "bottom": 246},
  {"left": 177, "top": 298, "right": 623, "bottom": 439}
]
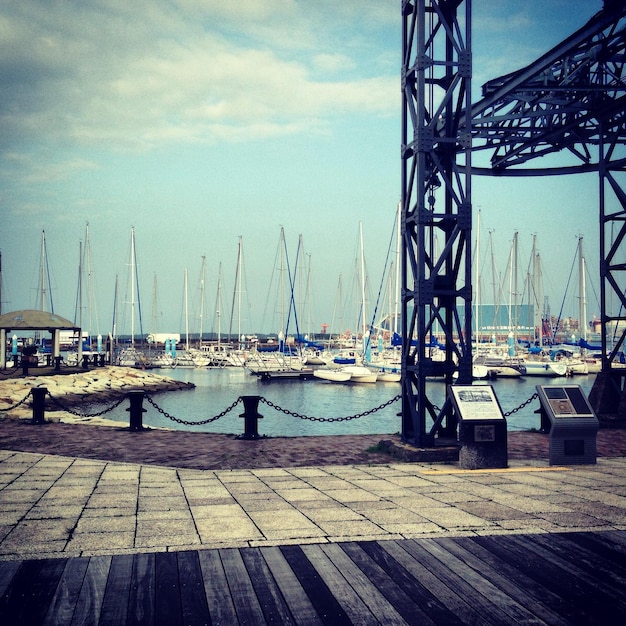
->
[
  {"left": 199, "top": 255, "right": 206, "bottom": 343},
  {"left": 359, "top": 222, "right": 366, "bottom": 342},
  {"left": 216, "top": 262, "right": 223, "bottom": 346},
  {"left": 184, "top": 267, "right": 189, "bottom": 351},
  {"left": 393, "top": 201, "right": 401, "bottom": 337},
  {"left": 130, "top": 227, "right": 136, "bottom": 345},
  {"left": 578, "top": 236, "right": 587, "bottom": 344},
  {"left": 229, "top": 236, "right": 243, "bottom": 342}
]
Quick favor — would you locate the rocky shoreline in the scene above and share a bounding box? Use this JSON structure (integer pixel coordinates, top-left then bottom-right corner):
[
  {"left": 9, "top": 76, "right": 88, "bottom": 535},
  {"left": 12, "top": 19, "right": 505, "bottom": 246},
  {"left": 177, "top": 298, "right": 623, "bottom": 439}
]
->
[{"left": 0, "top": 367, "right": 194, "bottom": 423}]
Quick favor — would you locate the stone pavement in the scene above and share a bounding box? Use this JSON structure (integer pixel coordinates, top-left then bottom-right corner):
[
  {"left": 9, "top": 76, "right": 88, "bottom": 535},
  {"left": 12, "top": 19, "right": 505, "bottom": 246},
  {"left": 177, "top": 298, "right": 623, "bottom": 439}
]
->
[{"left": 0, "top": 431, "right": 625, "bottom": 561}]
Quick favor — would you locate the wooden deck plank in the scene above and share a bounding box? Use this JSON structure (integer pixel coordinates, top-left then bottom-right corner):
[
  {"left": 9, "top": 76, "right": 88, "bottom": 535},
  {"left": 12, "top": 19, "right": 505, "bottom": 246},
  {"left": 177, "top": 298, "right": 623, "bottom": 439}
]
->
[
  {"left": 260, "top": 546, "right": 323, "bottom": 626},
  {"left": 531, "top": 532, "right": 626, "bottom": 593},
  {"left": 416, "top": 537, "right": 548, "bottom": 625},
  {"left": 70, "top": 555, "right": 111, "bottom": 626},
  {"left": 99, "top": 554, "right": 133, "bottom": 625},
  {"left": 0, "top": 560, "right": 20, "bottom": 599},
  {"left": 155, "top": 551, "right": 182, "bottom": 626},
  {"left": 399, "top": 539, "right": 513, "bottom": 626},
  {"left": 280, "top": 544, "right": 351, "bottom": 625},
  {"left": 319, "top": 543, "right": 409, "bottom": 626},
  {"left": 367, "top": 540, "right": 477, "bottom": 625},
  {"left": 0, "top": 531, "right": 625, "bottom": 624},
  {"left": 177, "top": 550, "right": 210, "bottom": 626},
  {"left": 43, "top": 557, "right": 90, "bottom": 626},
  {"left": 475, "top": 534, "right": 616, "bottom": 625},
  {"left": 197, "top": 549, "right": 239, "bottom": 625},
  {"left": 0, "top": 558, "right": 67, "bottom": 625},
  {"left": 444, "top": 536, "right": 570, "bottom": 626},
  {"left": 220, "top": 547, "right": 267, "bottom": 625},
  {"left": 241, "top": 547, "right": 297, "bottom": 625},
  {"left": 341, "top": 542, "right": 445, "bottom": 626},
  {"left": 504, "top": 533, "right": 626, "bottom": 621},
  {"left": 128, "top": 552, "right": 155, "bottom": 626},
  {"left": 300, "top": 543, "right": 380, "bottom": 625}
]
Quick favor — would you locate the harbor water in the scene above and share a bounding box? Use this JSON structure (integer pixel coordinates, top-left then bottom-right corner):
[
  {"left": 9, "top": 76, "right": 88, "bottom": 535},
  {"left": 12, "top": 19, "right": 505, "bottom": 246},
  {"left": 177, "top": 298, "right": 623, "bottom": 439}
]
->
[{"left": 98, "top": 368, "right": 598, "bottom": 437}]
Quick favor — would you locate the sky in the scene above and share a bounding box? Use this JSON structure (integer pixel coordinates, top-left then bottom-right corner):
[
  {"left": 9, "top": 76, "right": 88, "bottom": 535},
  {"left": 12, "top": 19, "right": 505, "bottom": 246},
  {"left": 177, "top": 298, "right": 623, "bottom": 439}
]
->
[{"left": 0, "top": 0, "right": 611, "bottom": 339}]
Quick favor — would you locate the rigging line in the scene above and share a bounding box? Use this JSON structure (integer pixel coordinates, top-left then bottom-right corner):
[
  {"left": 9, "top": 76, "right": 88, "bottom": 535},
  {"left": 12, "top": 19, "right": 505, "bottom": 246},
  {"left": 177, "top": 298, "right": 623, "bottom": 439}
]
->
[
  {"left": 553, "top": 244, "right": 578, "bottom": 340},
  {"left": 283, "top": 233, "right": 302, "bottom": 344},
  {"left": 366, "top": 213, "right": 398, "bottom": 353}
]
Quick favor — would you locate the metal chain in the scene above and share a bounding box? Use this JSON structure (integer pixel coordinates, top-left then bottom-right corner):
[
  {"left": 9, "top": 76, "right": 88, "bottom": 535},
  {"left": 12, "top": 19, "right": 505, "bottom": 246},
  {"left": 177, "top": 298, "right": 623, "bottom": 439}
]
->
[
  {"left": 144, "top": 394, "right": 242, "bottom": 425},
  {"left": 0, "top": 368, "right": 24, "bottom": 379},
  {"left": 45, "top": 391, "right": 127, "bottom": 417},
  {"left": 259, "top": 394, "right": 401, "bottom": 423},
  {"left": 503, "top": 392, "right": 539, "bottom": 417},
  {"left": 0, "top": 390, "right": 32, "bottom": 411}
]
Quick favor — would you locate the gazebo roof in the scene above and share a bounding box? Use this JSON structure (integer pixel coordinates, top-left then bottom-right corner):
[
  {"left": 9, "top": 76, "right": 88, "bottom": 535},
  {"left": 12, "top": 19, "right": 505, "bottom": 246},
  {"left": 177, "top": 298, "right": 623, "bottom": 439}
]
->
[{"left": 0, "top": 310, "right": 80, "bottom": 332}]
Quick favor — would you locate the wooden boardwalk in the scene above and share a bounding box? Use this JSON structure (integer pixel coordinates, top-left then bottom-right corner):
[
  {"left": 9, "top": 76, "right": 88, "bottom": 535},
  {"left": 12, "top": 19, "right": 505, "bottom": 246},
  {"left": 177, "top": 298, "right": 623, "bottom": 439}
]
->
[{"left": 1, "top": 530, "right": 625, "bottom": 625}]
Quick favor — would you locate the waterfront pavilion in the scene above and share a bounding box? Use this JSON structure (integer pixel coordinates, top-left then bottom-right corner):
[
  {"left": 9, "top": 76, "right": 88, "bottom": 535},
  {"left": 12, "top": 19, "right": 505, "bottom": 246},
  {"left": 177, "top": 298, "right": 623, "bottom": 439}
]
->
[{"left": 0, "top": 309, "right": 81, "bottom": 368}]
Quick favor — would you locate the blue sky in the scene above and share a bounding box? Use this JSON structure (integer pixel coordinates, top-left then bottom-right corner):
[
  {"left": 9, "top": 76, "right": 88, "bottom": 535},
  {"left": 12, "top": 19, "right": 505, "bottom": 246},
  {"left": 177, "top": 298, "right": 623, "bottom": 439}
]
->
[{"left": 0, "top": 1, "right": 608, "bottom": 338}]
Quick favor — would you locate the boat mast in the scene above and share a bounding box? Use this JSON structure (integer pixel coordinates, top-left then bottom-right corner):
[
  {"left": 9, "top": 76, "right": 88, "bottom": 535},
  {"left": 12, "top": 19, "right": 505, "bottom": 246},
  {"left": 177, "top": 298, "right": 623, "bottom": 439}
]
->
[
  {"left": 394, "top": 201, "right": 401, "bottom": 337},
  {"left": 199, "top": 255, "right": 206, "bottom": 344},
  {"left": 84, "top": 222, "right": 98, "bottom": 347},
  {"left": 474, "top": 209, "right": 481, "bottom": 343},
  {"left": 184, "top": 267, "right": 189, "bottom": 351},
  {"left": 578, "top": 236, "right": 587, "bottom": 344},
  {"left": 130, "top": 227, "right": 136, "bottom": 345},
  {"left": 359, "top": 222, "right": 367, "bottom": 354},
  {"left": 229, "top": 236, "right": 243, "bottom": 344},
  {"left": 216, "top": 262, "right": 223, "bottom": 347}
]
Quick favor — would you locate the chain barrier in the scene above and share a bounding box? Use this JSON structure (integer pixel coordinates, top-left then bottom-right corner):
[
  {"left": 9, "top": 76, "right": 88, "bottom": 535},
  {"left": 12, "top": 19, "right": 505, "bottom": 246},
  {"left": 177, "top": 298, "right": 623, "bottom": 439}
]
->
[
  {"left": 0, "top": 368, "right": 24, "bottom": 379},
  {"left": 45, "top": 391, "right": 127, "bottom": 418},
  {"left": 259, "top": 394, "right": 401, "bottom": 423},
  {"left": 503, "top": 392, "right": 539, "bottom": 418},
  {"left": 0, "top": 390, "right": 33, "bottom": 411},
  {"left": 144, "top": 394, "right": 242, "bottom": 426}
]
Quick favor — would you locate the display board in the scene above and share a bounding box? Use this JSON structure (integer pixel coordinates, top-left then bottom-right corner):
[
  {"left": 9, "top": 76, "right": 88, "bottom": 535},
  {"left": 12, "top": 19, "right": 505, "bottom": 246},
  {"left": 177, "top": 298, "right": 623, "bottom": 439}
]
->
[
  {"left": 449, "top": 385, "right": 505, "bottom": 421},
  {"left": 537, "top": 385, "right": 596, "bottom": 418}
]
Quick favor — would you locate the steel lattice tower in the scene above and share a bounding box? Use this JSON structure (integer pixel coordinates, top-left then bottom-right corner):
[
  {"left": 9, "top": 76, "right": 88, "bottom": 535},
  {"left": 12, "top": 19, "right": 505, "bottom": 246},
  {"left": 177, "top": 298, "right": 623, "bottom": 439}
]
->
[{"left": 401, "top": 0, "right": 626, "bottom": 444}]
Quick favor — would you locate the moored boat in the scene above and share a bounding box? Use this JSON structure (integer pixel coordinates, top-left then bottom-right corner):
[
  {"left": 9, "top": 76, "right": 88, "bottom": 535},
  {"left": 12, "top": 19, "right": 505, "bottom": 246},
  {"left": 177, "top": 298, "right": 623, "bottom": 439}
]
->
[
  {"left": 523, "top": 359, "right": 568, "bottom": 377},
  {"left": 313, "top": 368, "right": 352, "bottom": 382}
]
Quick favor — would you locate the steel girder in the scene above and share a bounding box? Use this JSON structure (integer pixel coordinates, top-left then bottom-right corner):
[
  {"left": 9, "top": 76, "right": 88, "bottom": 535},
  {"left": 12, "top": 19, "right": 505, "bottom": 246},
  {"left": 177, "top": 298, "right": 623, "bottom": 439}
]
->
[
  {"left": 468, "top": 2, "right": 626, "bottom": 385},
  {"left": 401, "top": 0, "right": 472, "bottom": 445},
  {"left": 470, "top": 3, "right": 626, "bottom": 173}
]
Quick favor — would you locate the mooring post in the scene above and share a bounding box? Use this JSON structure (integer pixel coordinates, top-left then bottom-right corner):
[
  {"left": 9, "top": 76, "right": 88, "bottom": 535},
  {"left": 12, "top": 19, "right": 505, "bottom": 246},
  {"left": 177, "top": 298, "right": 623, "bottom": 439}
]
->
[
  {"left": 54, "top": 356, "right": 62, "bottom": 373},
  {"left": 126, "top": 391, "right": 146, "bottom": 431},
  {"left": 239, "top": 395, "right": 263, "bottom": 439},
  {"left": 31, "top": 387, "right": 47, "bottom": 424}
]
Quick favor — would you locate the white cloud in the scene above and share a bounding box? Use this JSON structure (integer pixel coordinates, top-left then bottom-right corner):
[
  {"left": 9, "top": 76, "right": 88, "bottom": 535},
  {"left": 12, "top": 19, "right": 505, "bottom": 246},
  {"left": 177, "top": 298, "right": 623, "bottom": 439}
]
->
[{"left": 0, "top": 1, "right": 397, "bottom": 154}]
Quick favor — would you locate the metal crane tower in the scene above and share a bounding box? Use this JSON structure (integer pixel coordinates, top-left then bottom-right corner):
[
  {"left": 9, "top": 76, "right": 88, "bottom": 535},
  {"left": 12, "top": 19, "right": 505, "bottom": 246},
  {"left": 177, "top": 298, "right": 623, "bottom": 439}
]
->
[{"left": 401, "top": 0, "right": 626, "bottom": 445}]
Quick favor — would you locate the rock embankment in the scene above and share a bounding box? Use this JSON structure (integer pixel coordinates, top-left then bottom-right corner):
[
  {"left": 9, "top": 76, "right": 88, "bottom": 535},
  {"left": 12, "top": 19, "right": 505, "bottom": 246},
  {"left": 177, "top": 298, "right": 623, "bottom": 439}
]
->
[{"left": 0, "top": 367, "right": 194, "bottom": 421}]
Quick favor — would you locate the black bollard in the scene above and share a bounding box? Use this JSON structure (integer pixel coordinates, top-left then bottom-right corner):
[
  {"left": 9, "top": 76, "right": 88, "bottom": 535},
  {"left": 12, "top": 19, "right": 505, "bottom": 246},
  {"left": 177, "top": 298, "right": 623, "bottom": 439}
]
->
[
  {"left": 21, "top": 358, "right": 29, "bottom": 376},
  {"left": 239, "top": 395, "right": 263, "bottom": 439},
  {"left": 98, "top": 354, "right": 105, "bottom": 367},
  {"left": 31, "top": 387, "right": 47, "bottom": 424},
  {"left": 126, "top": 391, "right": 147, "bottom": 431},
  {"left": 92, "top": 354, "right": 98, "bottom": 367},
  {"left": 82, "top": 354, "right": 90, "bottom": 370},
  {"left": 54, "top": 356, "right": 62, "bottom": 373}
]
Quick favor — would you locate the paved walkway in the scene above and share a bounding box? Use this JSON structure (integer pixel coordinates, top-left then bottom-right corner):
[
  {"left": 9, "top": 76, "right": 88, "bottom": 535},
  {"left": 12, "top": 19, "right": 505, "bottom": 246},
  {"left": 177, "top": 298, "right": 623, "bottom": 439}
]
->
[{"left": 1, "top": 444, "right": 625, "bottom": 560}]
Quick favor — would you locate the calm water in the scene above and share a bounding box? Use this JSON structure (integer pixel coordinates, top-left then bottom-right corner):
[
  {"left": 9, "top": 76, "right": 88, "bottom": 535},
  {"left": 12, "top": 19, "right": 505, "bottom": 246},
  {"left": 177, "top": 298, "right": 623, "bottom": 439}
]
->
[{"left": 98, "top": 368, "right": 598, "bottom": 437}]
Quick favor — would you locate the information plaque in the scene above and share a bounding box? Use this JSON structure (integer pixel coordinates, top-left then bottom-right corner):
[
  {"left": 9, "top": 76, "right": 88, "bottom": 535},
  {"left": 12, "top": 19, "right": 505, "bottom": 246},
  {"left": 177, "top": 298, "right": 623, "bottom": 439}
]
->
[
  {"left": 535, "top": 385, "right": 598, "bottom": 465},
  {"left": 449, "top": 385, "right": 505, "bottom": 421},
  {"left": 448, "top": 384, "right": 507, "bottom": 469}
]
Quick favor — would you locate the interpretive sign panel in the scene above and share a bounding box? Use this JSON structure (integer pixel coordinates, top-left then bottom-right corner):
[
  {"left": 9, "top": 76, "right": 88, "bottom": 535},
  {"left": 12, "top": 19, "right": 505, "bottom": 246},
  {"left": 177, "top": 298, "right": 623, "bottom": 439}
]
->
[
  {"left": 537, "top": 385, "right": 595, "bottom": 418},
  {"left": 449, "top": 385, "right": 505, "bottom": 421}
]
